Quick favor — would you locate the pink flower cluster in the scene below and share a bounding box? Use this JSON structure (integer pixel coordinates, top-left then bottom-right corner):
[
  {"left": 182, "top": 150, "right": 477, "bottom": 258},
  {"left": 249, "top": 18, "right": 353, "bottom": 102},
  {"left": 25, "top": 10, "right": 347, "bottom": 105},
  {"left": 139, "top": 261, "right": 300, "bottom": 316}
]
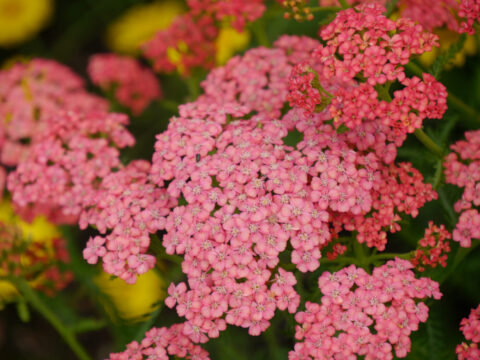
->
[
  {"left": 153, "top": 119, "right": 312, "bottom": 339},
  {"left": 0, "top": 59, "right": 107, "bottom": 168},
  {"left": 287, "top": 63, "right": 327, "bottom": 115},
  {"left": 88, "top": 54, "right": 162, "bottom": 115},
  {"left": 200, "top": 35, "right": 321, "bottom": 119},
  {"left": 187, "top": 0, "right": 266, "bottom": 31},
  {"left": 318, "top": 0, "right": 460, "bottom": 31},
  {"left": 333, "top": 162, "right": 438, "bottom": 250},
  {"left": 283, "top": 106, "right": 436, "bottom": 251},
  {"left": 8, "top": 111, "right": 134, "bottom": 220},
  {"left": 141, "top": 37, "right": 438, "bottom": 346},
  {"left": 143, "top": 0, "right": 269, "bottom": 75},
  {"left": 291, "top": 259, "right": 442, "bottom": 360},
  {"left": 81, "top": 160, "right": 174, "bottom": 283},
  {"left": 105, "top": 8, "right": 447, "bottom": 357},
  {"left": 143, "top": 14, "right": 218, "bottom": 75},
  {"left": 457, "top": 304, "right": 480, "bottom": 360},
  {"left": 108, "top": 323, "right": 210, "bottom": 360},
  {"left": 459, "top": 0, "right": 480, "bottom": 35},
  {"left": 288, "top": 4, "right": 447, "bottom": 137},
  {"left": 411, "top": 221, "right": 451, "bottom": 272},
  {"left": 444, "top": 130, "right": 480, "bottom": 247}
]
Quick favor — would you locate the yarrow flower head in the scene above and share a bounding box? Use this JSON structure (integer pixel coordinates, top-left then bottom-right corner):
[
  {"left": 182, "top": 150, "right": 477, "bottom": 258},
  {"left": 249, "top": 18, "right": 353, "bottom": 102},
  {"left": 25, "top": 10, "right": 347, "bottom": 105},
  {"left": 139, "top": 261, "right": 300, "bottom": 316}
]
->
[
  {"left": 458, "top": 0, "right": 480, "bottom": 35},
  {"left": 187, "top": 0, "right": 266, "bottom": 31},
  {"left": 200, "top": 35, "right": 321, "bottom": 119},
  {"left": 88, "top": 53, "right": 162, "bottom": 115},
  {"left": 411, "top": 221, "right": 451, "bottom": 272},
  {"left": 288, "top": 4, "right": 447, "bottom": 139},
  {"left": 318, "top": 0, "right": 460, "bottom": 32},
  {"left": 7, "top": 110, "right": 134, "bottom": 221},
  {"left": 108, "top": 323, "right": 210, "bottom": 360},
  {"left": 291, "top": 258, "right": 442, "bottom": 360},
  {"left": 444, "top": 130, "right": 480, "bottom": 247},
  {"left": 0, "top": 59, "right": 107, "bottom": 167},
  {"left": 143, "top": 14, "right": 218, "bottom": 75},
  {"left": 456, "top": 304, "right": 480, "bottom": 360},
  {"left": 80, "top": 160, "right": 174, "bottom": 283}
]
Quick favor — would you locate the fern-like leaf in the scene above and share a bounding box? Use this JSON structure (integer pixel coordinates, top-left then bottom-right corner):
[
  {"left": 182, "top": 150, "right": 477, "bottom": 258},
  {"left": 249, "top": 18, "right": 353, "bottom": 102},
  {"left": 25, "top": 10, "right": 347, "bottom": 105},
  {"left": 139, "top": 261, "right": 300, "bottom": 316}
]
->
[{"left": 429, "top": 34, "right": 467, "bottom": 79}]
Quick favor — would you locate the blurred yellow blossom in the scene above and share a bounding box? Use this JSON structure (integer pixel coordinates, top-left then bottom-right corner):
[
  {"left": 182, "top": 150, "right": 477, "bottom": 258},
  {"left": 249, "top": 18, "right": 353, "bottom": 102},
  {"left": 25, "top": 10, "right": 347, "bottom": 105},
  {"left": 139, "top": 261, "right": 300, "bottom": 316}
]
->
[
  {"left": 94, "top": 268, "right": 165, "bottom": 321},
  {"left": 419, "top": 29, "right": 477, "bottom": 68},
  {"left": 0, "top": 200, "right": 70, "bottom": 308},
  {"left": 215, "top": 26, "right": 250, "bottom": 65},
  {"left": 106, "top": 1, "right": 183, "bottom": 55},
  {"left": 0, "top": 200, "right": 60, "bottom": 245},
  {"left": 0, "top": 0, "right": 52, "bottom": 47}
]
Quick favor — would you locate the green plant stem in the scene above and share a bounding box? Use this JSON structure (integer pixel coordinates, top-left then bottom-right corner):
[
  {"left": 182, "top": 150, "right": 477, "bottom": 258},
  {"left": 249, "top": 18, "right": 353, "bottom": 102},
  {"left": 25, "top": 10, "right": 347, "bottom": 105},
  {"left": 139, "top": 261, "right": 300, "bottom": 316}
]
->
[
  {"left": 251, "top": 20, "right": 270, "bottom": 47},
  {"left": 9, "top": 277, "right": 92, "bottom": 360},
  {"left": 308, "top": 6, "right": 341, "bottom": 13},
  {"left": 386, "top": 0, "right": 400, "bottom": 16},
  {"left": 447, "top": 93, "right": 480, "bottom": 124},
  {"left": 368, "top": 252, "right": 413, "bottom": 262},
  {"left": 414, "top": 129, "right": 444, "bottom": 158},
  {"left": 338, "top": 0, "right": 349, "bottom": 9},
  {"left": 352, "top": 240, "right": 368, "bottom": 268},
  {"left": 432, "top": 159, "right": 444, "bottom": 189},
  {"left": 158, "top": 99, "right": 180, "bottom": 113},
  {"left": 185, "top": 76, "right": 201, "bottom": 100},
  {"left": 437, "top": 187, "right": 457, "bottom": 227},
  {"left": 405, "top": 61, "right": 424, "bottom": 77}
]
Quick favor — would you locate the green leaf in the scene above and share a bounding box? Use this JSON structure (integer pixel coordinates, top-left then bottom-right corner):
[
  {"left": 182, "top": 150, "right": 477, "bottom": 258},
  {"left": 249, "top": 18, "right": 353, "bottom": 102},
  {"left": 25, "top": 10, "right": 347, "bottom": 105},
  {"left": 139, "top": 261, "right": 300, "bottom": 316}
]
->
[
  {"left": 429, "top": 34, "right": 467, "bottom": 79},
  {"left": 408, "top": 303, "right": 456, "bottom": 360}
]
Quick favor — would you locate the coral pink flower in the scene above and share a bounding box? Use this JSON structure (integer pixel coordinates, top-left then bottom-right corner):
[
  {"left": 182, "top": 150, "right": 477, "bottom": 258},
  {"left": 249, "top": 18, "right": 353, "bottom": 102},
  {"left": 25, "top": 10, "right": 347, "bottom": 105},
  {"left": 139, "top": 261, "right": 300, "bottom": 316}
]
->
[{"left": 88, "top": 54, "right": 162, "bottom": 115}]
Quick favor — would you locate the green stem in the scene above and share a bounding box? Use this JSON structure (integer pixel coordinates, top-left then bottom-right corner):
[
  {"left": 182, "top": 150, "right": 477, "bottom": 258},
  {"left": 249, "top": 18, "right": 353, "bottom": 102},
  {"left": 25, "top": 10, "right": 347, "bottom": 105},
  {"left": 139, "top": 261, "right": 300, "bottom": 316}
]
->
[
  {"left": 385, "top": 0, "right": 400, "bottom": 17},
  {"left": 447, "top": 93, "right": 480, "bottom": 124},
  {"left": 432, "top": 159, "right": 444, "bottom": 189},
  {"left": 405, "top": 62, "right": 424, "bottom": 77},
  {"left": 251, "top": 20, "right": 270, "bottom": 47},
  {"left": 308, "top": 6, "right": 341, "bottom": 13},
  {"left": 414, "top": 129, "right": 444, "bottom": 158},
  {"left": 368, "top": 252, "right": 413, "bottom": 262},
  {"left": 437, "top": 187, "right": 457, "bottom": 227},
  {"left": 10, "top": 277, "right": 92, "bottom": 360},
  {"left": 185, "top": 76, "right": 201, "bottom": 100},
  {"left": 352, "top": 240, "right": 369, "bottom": 268},
  {"left": 264, "top": 325, "right": 282, "bottom": 359},
  {"left": 158, "top": 99, "right": 180, "bottom": 113},
  {"left": 337, "top": 0, "right": 349, "bottom": 9}
]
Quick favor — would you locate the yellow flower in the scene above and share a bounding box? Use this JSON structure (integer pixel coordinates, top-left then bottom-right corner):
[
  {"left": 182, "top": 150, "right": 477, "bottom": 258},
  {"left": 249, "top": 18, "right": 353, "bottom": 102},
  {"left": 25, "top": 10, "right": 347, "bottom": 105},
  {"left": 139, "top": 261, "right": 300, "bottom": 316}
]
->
[
  {"left": 106, "top": 1, "right": 183, "bottom": 55},
  {"left": 0, "top": 200, "right": 62, "bottom": 308},
  {"left": 0, "top": 0, "right": 52, "bottom": 47},
  {"left": 419, "top": 29, "right": 477, "bottom": 68},
  {"left": 94, "top": 268, "right": 165, "bottom": 322},
  {"left": 0, "top": 200, "right": 59, "bottom": 244},
  {"left": 215, "top": 26, "right": 250, "bottom": 65}
]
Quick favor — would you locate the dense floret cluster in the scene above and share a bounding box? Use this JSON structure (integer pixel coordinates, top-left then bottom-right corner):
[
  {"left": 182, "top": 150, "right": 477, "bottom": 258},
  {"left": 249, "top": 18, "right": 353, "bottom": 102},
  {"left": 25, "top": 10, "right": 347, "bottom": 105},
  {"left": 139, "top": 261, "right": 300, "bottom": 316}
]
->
[
  {"left": 444, "top": 130, "right": 480, "bottom": 247},
  {"left": 291, "top": 259, "right": 442, "bottom": 359},
  {"left": 457, "top": 304, "right": 480, "bottom": 360},
  {"left": 88, "top": 54, "right": 162, "bottom": 114}
]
